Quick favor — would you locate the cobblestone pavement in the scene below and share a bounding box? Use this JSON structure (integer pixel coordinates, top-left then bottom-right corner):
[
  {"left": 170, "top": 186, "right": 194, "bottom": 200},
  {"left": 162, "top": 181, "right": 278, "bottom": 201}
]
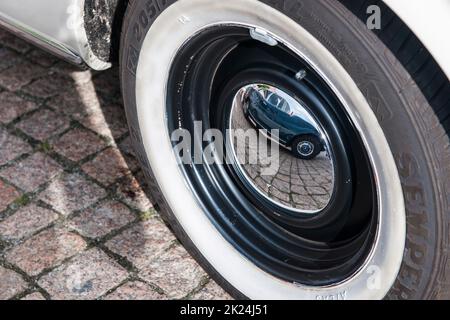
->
[{"left": 0, "top": 29, "right": 231, "bottom": 300}]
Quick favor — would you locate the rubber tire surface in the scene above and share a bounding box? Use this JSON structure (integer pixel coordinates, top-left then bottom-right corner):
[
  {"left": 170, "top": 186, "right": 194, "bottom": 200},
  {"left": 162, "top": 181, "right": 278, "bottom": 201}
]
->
[{"left": 120, "top": 0, "right": 450, "bottom": 299}]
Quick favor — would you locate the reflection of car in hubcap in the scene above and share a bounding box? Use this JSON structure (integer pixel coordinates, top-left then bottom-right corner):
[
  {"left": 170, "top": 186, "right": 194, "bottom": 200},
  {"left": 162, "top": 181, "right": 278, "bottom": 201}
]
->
[{"left": 241, "top": 85, "right": 325, "bottom": 160}]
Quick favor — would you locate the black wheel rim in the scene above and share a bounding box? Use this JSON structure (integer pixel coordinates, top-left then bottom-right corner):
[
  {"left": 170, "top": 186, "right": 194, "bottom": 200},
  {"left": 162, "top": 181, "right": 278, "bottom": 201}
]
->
[{"left": 166, "top": 26, "right": 378, "bottom": 286}]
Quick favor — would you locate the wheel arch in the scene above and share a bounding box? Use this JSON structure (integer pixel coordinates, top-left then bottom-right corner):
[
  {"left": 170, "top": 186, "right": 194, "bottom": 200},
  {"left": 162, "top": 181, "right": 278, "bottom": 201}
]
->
[{"left": 83, "top": 0, "right": 130, "bottom": 64}]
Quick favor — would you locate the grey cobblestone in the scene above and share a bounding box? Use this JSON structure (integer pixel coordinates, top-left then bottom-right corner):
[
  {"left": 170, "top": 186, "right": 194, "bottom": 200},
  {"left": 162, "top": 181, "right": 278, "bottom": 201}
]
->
[
  {"left": 0, "top": 91, "right": 37, "bottom": 124},
  {"left": 0, "top": 266, "right": 27, "bottom": 299},
  {"left": 0, "top": 152, "right": 63, "bottom": 193},
  {"left": 0, "top": 60, "right": 45, "bottom": 91},
  {"left": 106, "top": 217, "right": 176, "bottom": 269},
  {"left": 0, "top": 203, "right": 58, "bottom": 240},
  {"left": 15, "top": 109, "right": 71, "bottom": 141},
  {"left": 0, "top": 128, "right": 32, "bottom": 166},
  {"left": 5, "top": 227, "right": 87, "bottom": 276},
  {"left": 52, "top": 127, "right": 107, "bottom": 162},
  {"left": 105, "top": 281, "right": 165, "bottom": 300},
  {"left": 68, "top": 200, "right": 136, "bottom": 239},
  {"left": 139, "top": 246, "right": 207, "bottom": 299},
  {"left": 38, "top": 173, "right": 107, "bottom": 216},
  {"left": 0, "top": 29, "right": 229, "bottom": 300},
  {"left": 38, "top": 248, "right": 128, "bottom": 300},
  {"left": 0, "top": 180, "right": 20, "bottom": 212},
  {"left": 21, "top": 292, "right": 46, "bottom": 300}
]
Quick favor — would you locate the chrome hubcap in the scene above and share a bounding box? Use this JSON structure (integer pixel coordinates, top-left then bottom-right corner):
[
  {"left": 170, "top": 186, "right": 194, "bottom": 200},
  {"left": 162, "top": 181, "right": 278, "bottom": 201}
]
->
[
  {"left": 298, "top": 142, "right": 314, "bottom": 156},
  {"left": 229, "top": 83, "right": 334, "bottom": 213}
]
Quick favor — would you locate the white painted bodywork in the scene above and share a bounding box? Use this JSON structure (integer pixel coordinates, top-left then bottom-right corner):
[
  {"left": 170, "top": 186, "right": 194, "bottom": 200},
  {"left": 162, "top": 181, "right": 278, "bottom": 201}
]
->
[{"left": 0, "top": 0, "right": 110, "bottom": 69}]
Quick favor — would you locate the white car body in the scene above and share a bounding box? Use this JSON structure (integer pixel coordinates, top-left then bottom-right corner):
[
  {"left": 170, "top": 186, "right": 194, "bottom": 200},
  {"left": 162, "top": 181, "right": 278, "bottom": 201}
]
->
[{"left": 383, "top": 0, "right": 450, "bottom": 80}]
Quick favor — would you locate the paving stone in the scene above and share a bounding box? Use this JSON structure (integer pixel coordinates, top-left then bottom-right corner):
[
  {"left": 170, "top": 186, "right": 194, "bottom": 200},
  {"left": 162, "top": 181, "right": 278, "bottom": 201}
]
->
[
  {"left": 261, "top": 173, "right": 273, "bottom": 184},
  {"left": 305, "top": 186, "right": 328, "bottom": 196},
  {"left": 292, "top": 195, "right": 317, "bottom": 211},
  {"left": 80, "top": 104, "right": 128, "bottom": 139},
  {"left": 82, "top": 147, "right": 138, "bottom": 186},
  {"left": 5, "top": 227, "right": 86, "bottom": 276},
  {"left": 0, "top": 152, "right": 63, "bottom": 192},
  {"left": 118, "top": 136, "right": 135, "bottom": 157},
  {"left": 38, "top": 248, "right": 128, "bottom": 300},
  {"left": 139, "top": 246, "right": 207, "bottom": 299},
  {"left": 245, "top": 165, "right": 259, "bottom": 179},
  {"left": 105, "top": 281, "right": 165, "bottom": 300},
  {"left": 39, "top": 173, "right": 106, "bottom": 216},
  {"left": 302, "top": 179, "right": 319, "bottom": 187},
  {"left": 0, "top": 60, "right": 45, "bottom": 91},
  {"left": 0, "top": 31, "right": 227, "bottom": 299},
  {"left": 0, "top": 266, "right": 27, "bottom": 299},
  {"left": 68, "top": 69, "right": 94, "bottom": 86},
  {"left": 191, "top": 281, "right": 233, "bottom": 300},
  {"left": 0, "top": 32, "right": 32, "bottom": 53},
  {"left": 278, "top": 173, "right": 290, "bottom": 183},
  {"left": 52, "top": 128, "right": 106, "bottom": 162},
  {"left": 22, "top": 72, "right": 74, "bottom": 99},
  {"left": 26, "top": 49, "right": 59, "bottom": 68},
  {"left": 0, "top": 203, "right": 58, "bottom": 240},
  {"left": 313, "top": 195, "right": 331, "bottom": 208},
  {"left": 91, "top": 68, "right": 122, "bottom": 103},
  {"left": 0, "top": 128, "right": 32, "bottom": 166},
  {"left": 106, "top": 217, "right": 175, "bottom": 269},
  {"left": 15, "top": 109, "right": 71, "bottom": 141},
  {"left": 269, "top": 187, "right": 290, "bottom": 202},
  {"left": 46, "top": 83, "right": 103, "bottom": 121},
  {"left": 290, "top": 176, "right": 304, "bottom": 186},
  {"left": 292, "top": 185, "right": 308, "bottom": 195},
  {"left": 254, "top": 177, "right": 270, "bottom": 193},
  {"left": 115, "top": 173, "right": 152, "bottom": 212},
  {"left": 68, "top": 200, "right": 135, "bottom": 239},
  {"left": 51, "top": 61, "right": 89, "bottom": 75},
  {"left": 271, "top": 178, "right": 290, "bottom": 193},
  {"left": 0, "top": 91, "right": 38, "bottom": 124},
  {"left": 0, "top": 47, "right": 21, "bottom": 72},
  {"left": 21, "top": 292, "right": 46, "bottom": 300},
  {"left": 0, "top": 180, "right": 20, "bottom": 212}
]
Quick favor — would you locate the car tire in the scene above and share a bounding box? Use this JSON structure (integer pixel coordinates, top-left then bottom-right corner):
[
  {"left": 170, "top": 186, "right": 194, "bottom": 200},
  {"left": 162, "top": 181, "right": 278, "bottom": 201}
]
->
[{"left": 120, "top": 0, "right": 450, "bottom": 299}]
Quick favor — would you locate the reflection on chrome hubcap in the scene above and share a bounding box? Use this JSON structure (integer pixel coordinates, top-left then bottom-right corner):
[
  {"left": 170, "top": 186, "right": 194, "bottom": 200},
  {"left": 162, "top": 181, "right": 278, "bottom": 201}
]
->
[
  {"left": 298, "top": 142, "right": 314, "bottom": 157},
  {"left": 229, "top": 84, "right": 334, "bottom": 213}
]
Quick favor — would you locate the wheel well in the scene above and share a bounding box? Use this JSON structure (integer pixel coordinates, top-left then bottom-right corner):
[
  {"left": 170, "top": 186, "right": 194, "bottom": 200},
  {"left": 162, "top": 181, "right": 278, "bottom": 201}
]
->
[{"left": 291, "top": 134, "right": 319, "bottom": 146}]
